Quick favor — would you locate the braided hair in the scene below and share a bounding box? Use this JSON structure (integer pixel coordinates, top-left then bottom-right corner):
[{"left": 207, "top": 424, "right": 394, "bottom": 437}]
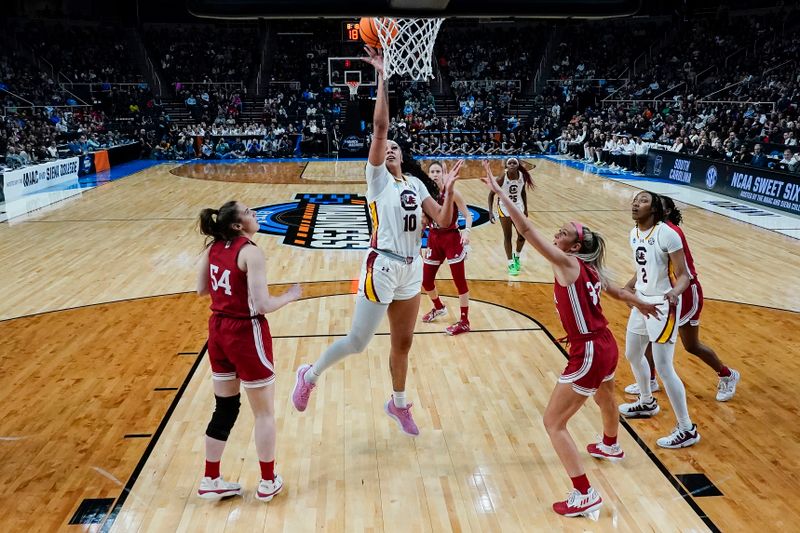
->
[{"left": 661, "top": 195, "right": 683, "bottom": 225}]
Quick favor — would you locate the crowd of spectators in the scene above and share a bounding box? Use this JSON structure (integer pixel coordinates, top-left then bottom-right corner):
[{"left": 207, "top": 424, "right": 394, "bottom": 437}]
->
[
  {"left": 3, "top": 13, "right": 800, "bottom": 179},
  {"left": 144, "top": 24, "right": 259, "bottom": 85}
]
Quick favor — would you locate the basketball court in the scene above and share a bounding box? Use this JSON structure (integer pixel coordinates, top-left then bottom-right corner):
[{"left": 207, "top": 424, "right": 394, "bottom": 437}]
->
[
  {"left": 1, "top": 154, "right": 799, "bottom": 532},
  {"left": 1, "top": 0, "right": 800, "bottom": 531}
]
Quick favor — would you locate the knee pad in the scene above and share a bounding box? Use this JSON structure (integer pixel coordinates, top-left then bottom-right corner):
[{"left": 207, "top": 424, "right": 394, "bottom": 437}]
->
[
  {"left": 206, "top": 393, "right": 241, "bottom": 441},
  {"left": 449, "top": 260, "right": 469, "bottom": 295}
]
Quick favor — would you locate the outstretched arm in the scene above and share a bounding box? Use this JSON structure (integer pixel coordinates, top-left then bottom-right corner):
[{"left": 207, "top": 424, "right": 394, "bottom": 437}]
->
[
  {"left": 363, "top": 47, "right": 388, "bottom": 167},
  {"left": 242, "top": 245, "right": 302, "bottom": 315},
  {"left": 423, "top": 159, "right": 464, "bottom": 227},
  {"left": 605, "top": 284, "right": 662, "bottom": 319}
]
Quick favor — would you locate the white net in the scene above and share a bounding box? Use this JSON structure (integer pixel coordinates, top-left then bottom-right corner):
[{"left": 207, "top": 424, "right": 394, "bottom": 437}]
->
[
  {"left": 373, "top": 18, "right": 444, "bottom": 80},
  {"left": 346, "top": 80, "right": 360, "bottom": 99}
]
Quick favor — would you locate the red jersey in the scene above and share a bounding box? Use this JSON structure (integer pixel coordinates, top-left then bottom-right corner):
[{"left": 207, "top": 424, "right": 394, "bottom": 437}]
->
[
  {"left": 430, "top": 191, "right": 458, "bottom": 231},
  {"left": 553, "top": 259, "right": 609, "bottom": 340},
  {"left": 208, "top": 236, "right": 256, "bottom": 318},
  {"left": 666, "top": 221, "right": 697, "bottom": 279}
]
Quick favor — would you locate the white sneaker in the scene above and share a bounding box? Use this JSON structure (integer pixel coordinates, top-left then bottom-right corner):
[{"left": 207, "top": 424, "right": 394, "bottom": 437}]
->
[
  {"left": 624, "top": 379, "right": 660, "bottom": 395},
  {"left": 197, "top": 476, "right": 242, "bottom": 500},
  {"left": 716, "top": 369, "right": 741, "bottom": 402},
  {"left": 256, "top": 474, "right": 284, "bottom": 502},
  {"left": 619, "top": 398, "right": 660, "bottom": 418},
  {"left": 656, "top": 425, "right": 701, "bottom": 449}
]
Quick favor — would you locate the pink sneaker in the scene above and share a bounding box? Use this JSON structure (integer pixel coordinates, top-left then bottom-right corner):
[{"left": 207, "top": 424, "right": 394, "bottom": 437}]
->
[
  {"left": 384, "top": 396, "right": 419, "bottom": 436},
  {"left": 445, "top": 320, "right": 470, "bottom": 336},
  {"left": 292, "top": 364, "right": 316, "bottom": 412},
  {"left": 422, "top": 307, "right": 447, "bottom": 323}
]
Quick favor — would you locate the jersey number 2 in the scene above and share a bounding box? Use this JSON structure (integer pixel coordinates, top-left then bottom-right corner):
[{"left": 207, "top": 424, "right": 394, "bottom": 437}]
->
[
  {"left": 210, "top": 264, "right": 232, "bottom": 295},
  {"left": 641, "top": 267, "right": 648, "bottom": 283}
]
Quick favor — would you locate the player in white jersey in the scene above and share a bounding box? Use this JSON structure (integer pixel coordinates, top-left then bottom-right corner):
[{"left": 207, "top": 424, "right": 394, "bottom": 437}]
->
[
  {"left": 487, "top": 157, "right": 534, "bottom": 275},
  {"left": 291, "top": 46, "right": 463, "bottom": 437},
  {"left": 618, "top": 191, "right": 701, "bottom": 449}
]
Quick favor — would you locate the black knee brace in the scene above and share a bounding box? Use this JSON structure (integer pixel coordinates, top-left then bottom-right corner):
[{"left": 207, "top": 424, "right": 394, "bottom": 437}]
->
[{"left": 206, "top": 393, "right": 241, "bottom": 441}]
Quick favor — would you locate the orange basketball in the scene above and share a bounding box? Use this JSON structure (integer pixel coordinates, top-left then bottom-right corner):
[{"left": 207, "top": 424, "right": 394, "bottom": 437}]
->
[
  {"left": 359, "top": 17, "right": 398, "bottom": 49},
  {"left": 359, "top": 17, "right": 381, "bottom": 48}
]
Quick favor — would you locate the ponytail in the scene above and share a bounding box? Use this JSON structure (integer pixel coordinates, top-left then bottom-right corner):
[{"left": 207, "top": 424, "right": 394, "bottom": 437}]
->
[
  {"left": 661, "top": 195, "right": 683, "bottom": 225},
  {"left": 519, "top": 163, "right": 535, "bottom": 190},
  {"left": 198, "top": 200, "right": 241, "bottom": 246},
  {"left": 573, "top": 226, "right": 611, "bottom": 289}
]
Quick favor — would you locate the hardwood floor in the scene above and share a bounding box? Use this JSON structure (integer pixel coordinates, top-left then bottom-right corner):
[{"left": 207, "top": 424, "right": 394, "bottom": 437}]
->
[{"left": 0, "top": 159, "right": 797, "bottom": 532}]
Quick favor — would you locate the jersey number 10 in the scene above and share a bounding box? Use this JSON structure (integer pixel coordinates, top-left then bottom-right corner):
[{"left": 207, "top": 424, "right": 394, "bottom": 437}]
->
[{"left": 403, "top": 214, "right": 417, "bottom": 232}]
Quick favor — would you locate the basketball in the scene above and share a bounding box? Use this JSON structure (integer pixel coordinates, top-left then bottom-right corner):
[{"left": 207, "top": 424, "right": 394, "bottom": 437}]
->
[
  {"left": 359, "top": 17, "right": 381, "bottom": 48},
  {"left": 359, "top": 17, "right": 398, "bottom": 49}
]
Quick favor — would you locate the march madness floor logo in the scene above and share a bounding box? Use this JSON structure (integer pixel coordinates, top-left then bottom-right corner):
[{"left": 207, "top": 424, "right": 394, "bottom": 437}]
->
[{"left": 255, "top": 193, "right": 490, "bottom": 249}]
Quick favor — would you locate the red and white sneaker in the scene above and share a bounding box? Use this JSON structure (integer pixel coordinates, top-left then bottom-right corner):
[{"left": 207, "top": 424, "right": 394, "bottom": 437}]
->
[
  {"left": 656, "top": 425, "right": 701, "bottom": 449},
  {"left": 197, "top": 476, "right": 242, "bottom": 500},
  {"left": 587, "top": 442, "right": 625, "bottom": 462},
  {"left": 552, "top": 488, "right": 602, "bottom": 517},
  {"left": 422, "top": 307, "right": 448, "bottom": 323},
  {"left": 255, "top": 474, "right": 284, "bottom": 502},
  {"left": 445, "top": 320, "right": 470, "bottom": 336},
  {"left": 384, "top": 396, "right": 419, "bottom": 436}
]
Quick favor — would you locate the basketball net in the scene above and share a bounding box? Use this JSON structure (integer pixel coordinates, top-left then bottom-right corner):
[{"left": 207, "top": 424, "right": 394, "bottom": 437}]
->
[
  {"left": 373, "top": 18, "right": 444, "bottom": 80},
  {"left": 346, "top": 80, "right": 360, "bottom": 100}
]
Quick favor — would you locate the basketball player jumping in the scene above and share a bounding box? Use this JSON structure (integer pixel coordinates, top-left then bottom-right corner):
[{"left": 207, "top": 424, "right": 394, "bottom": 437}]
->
[
  {"left": 618, "top": 191, "right": 701, "bottom": 449},
  {"left": 481, "top": 161, "right": 662, "bottom": 517},
  {"left": 196, "top": 201, "right": 301, "bottom": 502},
  {"left": 291, "top": 46, "right": 463, "bottom": 436}
]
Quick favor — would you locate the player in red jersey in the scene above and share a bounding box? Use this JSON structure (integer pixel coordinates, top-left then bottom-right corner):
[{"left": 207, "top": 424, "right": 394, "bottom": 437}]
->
[
  {"left": 481, "top": 161, "right": 660, "bottom": 518},
  {"left": 195, "top": 201, "right": 301, "bottom": 502},
  {"left": 623, "top": 195, "right": 740, "bottom": 401},
  {"left": 421, "top": 160, "right": 473, "bottom": 335}
]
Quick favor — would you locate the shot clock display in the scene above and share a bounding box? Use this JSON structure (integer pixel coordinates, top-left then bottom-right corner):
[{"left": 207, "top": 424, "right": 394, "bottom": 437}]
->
[{"left": 342, "top": 20, "right": 360, "bottom": 43}]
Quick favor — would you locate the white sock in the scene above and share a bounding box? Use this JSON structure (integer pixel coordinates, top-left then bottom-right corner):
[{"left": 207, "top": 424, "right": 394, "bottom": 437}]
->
[
  {"left": 625, "top": 331, "right": 653, "bottom": 402},
  {"left": 513, "top": 252, "right": 520, "bottom": 260},
  {"left": 393, "top": 391, "right": 407, "bottom": 408},
  {"left": 508, "top": 259, "right": 515, "bottom": 267},
  {"left": 652, "top": 342, "right": 693, "bottom": 430},
  {"left": 305, "top": 365, "right": 321, "bottom": 384}
]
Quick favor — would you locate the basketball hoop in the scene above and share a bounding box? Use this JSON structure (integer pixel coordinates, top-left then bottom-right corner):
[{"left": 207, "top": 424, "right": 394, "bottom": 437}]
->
[
  {"left": 373, "top": 18, "right": 444, "bottom": 81},
  {"left": 346, "top": 80, "right": 360, "bottom": 100}
]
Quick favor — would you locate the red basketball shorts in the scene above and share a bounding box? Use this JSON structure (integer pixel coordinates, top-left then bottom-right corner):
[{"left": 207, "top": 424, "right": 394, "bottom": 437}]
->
[
  {"left": 559, "top": 328, "right": 619, "bottom": 396},
  {"left": 207, "top": 314, "right": 275, "bottom": 388},
  {"left": 678, "top": 281, "right": 703, "bottom": 327},
  {"left": 424, "top": 229, "right": 466, "bottom": 265}
]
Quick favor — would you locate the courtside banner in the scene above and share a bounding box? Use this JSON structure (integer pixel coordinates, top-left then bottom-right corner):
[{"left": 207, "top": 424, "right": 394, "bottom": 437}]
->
[
  {"left": 2, "top": 157, "right": 80, "bottom": 201},
  {"left": 647, "top": 149, "right": 800, "bottom": 215}
]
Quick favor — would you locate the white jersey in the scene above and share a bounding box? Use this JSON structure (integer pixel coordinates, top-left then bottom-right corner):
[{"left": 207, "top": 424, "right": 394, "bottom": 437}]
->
[
  {"left": 629, "top": 222, "right": 683, "bottom": 296},
  {"left": 366, "top": 162, "right": 431, "bottom": 259},
  {"left": 497, "top": 173, "right": 525, "bottom": 216}
]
